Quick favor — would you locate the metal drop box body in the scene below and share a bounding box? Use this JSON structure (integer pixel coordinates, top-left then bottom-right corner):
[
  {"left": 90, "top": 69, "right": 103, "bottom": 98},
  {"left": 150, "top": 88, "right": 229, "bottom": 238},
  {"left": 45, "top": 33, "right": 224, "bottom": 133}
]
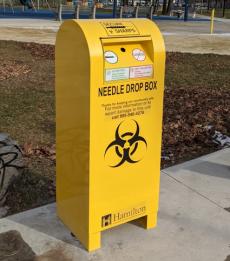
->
[{"left": 56, "top": 19, "right": 165, "bottom": 251}]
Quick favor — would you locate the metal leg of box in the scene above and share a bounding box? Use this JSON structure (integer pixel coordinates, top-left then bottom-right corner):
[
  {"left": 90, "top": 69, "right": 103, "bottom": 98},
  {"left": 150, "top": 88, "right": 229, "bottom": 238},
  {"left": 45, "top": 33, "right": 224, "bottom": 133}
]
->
[
  {"left": 88, "top": 232, "right": 101, "bottom": 251},
  {"left": 134, "top": 212, "right": 157, "bottom": 230}
]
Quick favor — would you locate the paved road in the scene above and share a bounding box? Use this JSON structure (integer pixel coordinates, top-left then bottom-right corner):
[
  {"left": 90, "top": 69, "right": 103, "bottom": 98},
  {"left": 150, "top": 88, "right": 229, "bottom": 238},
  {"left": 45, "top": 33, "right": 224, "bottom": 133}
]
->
[{"left": 0, "top": 18, "right": 230, "bottom": 54}]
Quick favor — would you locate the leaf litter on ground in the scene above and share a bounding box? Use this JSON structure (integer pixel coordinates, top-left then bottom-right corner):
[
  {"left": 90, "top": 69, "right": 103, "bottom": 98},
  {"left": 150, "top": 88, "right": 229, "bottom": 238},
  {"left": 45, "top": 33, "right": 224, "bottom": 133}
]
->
[{"left": 0, "top": 41, "right": 229, "bottom": 215}]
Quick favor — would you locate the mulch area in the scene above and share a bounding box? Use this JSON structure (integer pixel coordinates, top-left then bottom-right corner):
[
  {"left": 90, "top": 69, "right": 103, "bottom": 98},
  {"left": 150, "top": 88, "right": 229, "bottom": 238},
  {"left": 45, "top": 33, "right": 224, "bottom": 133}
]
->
[
  {"left": 163, "top": 52, "right": 230, "bottom": 167},
  {"left": 0, "top": 41, "right": 229, "bottom": 215},
  {"left": 0, "top": 61, "right": 31, "bottom": 81}
]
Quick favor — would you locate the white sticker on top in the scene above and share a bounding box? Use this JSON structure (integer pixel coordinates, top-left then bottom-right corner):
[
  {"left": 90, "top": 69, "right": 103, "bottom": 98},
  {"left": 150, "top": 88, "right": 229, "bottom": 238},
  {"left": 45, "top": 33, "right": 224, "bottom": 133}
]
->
[
  {"left": 132, "top": 49, "right": 146, "bottom": 61},
  {"left": 105, "top": 68, "right": 129, "bottom": 81},
  {"left": 130, "top": 65, "right": 153, "bottom": 79},
  {"left": 104, "top": 51, "right": 118, "bottom": 64}
]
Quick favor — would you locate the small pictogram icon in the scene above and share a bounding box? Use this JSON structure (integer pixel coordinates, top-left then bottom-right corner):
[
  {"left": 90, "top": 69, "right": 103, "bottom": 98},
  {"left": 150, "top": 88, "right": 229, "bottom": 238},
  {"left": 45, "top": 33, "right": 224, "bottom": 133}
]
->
[{"left": 102, "top": 214, "right": 112, "bottom": 227}]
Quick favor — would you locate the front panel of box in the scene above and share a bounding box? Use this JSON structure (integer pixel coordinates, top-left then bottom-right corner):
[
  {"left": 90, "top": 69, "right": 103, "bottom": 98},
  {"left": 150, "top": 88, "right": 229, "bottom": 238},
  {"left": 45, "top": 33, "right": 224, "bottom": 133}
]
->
[{"left": 90, "top": 35, "right": 164, "bottom": 232}]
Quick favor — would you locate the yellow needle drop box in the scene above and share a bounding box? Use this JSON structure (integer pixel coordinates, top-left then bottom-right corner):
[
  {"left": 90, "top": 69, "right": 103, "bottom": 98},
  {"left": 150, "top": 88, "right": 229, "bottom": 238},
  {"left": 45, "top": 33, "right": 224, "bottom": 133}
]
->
[{"left": 56, "top": 19, "right": 165, "bottom": 251}]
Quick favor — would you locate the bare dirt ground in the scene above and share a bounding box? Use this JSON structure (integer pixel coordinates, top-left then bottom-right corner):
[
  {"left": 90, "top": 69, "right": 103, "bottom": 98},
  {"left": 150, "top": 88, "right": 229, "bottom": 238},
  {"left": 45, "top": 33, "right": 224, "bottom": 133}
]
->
[
  {"left": 155, "top": 20, "right": 230, "bottom": 54},
  {"left": 0, "top": 16, "right": 229, "bottom": 215},
  {"left": 155, "top": 19, "right": 230, "bottom": 34},
  {"left": 0, "top": 19, "right": 230, "bottom": 54},
  {"left": 0, "top": 28, "right": 56, "bottom": 44},
  {"left": 164, "top": 34, "right": 230, "bottom": 54}
]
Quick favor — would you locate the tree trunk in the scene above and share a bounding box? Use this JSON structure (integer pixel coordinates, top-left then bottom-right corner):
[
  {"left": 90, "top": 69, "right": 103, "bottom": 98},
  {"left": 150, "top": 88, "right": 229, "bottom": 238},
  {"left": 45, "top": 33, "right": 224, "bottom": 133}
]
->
[
  {"left": 166, "top": 0, "right": 173, "bottom": 14},
  {"left": 223, "top": 0, "right": 226, "bottom": 16},
  {"left": 162, "top": 0, "right": 167, "bottom": 14}
]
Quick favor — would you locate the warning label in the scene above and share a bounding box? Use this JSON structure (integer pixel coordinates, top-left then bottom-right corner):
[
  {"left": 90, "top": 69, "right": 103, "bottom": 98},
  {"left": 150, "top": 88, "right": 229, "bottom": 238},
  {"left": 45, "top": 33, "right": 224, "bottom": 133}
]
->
[
  {"left": 101, "top": 22, "right": 139, "bottom": 36},
  {"left": 101, "top": 96, "right": 154, "bottom": 121},
  {"left": 105, "top": 65, "right": 153, "bottom": 82},
  {"left": 130, "top": 65, "right": 153, "bottom": 79},
  {"left": 105, "top": 68, "right": 129, "bottom": 81}
]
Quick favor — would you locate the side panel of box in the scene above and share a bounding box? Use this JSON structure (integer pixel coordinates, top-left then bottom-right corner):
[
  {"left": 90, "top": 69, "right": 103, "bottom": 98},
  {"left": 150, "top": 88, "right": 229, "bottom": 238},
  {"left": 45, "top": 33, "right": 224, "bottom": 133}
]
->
[{"left": 56, "top": 21, "right": 90, "bottom": 246}]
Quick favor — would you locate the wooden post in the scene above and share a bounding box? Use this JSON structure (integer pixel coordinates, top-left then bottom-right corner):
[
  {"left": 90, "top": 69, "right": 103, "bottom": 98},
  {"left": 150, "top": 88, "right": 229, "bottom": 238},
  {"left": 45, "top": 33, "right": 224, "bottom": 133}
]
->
[
  {"left": 3, "top": 0, "right": 5, "bottom": 14},
  {"left": 58, "top": 4, "right": 62, "bottom": 21},
  {"left": 155, "top": 0, "right": 159, "bottom": 14},
  {"left": 91, "top": 5, "right": 96, "bottom": 19},
  {"left": 9, "top": 0, "right": 14, "bottom": 13},
  {"left": 134, "top": 5, "right": 139, "bottom": 18},
  {"left": 119, "top": 5, "right": 123, "bottom": 18},
  {"left": 148, "top": 5, "right": 153, "bottom": 19},
  {"left": 74, "top": 4, "right": 80, "bottom": 19},
  {"left": 184, "top": 0, "right": 188, "bottom": 21},
  {"left": 223, "top": 0, "right": 226, "bottom": 17},
  {"left": 112, "top": 0, "right": 117, "bottom": 18}
]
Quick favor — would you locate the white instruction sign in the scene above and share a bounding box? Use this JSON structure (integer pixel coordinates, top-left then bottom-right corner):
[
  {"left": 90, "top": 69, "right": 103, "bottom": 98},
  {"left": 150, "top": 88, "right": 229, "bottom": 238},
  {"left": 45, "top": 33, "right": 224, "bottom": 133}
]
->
[
  {"left": 101, "top": 22, "right": 139, "bottom": 36},
  {"left": 130, "top": 65, "right": 153, "bottom": 79},
  {"left": 105, "top": 68, "right": 129, "bottom": 81}
]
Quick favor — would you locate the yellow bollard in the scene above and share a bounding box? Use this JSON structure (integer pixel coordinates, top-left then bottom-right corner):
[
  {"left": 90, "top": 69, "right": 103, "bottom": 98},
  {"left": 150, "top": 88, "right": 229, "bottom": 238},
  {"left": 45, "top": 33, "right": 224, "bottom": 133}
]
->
[{"left": 210, "top": 8, "right": 215, "bottom": 34}]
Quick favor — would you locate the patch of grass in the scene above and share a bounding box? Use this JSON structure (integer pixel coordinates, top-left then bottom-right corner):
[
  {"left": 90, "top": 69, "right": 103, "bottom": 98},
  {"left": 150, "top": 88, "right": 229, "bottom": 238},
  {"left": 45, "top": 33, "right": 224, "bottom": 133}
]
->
[
  {"left": 163, "top": 52, "right": 230, "bottom": 166},
  {"left": 0, "top": 41, "right": 55, "bottom": 147},
  {"left": 6, "top": 168, "right": 55, "bottom": 215},
  {"left": 0, "top": 41, "right": 55, "bottom": 214},
  {"left": 165, "top": 52, "right": 230, "bottom": 90}
]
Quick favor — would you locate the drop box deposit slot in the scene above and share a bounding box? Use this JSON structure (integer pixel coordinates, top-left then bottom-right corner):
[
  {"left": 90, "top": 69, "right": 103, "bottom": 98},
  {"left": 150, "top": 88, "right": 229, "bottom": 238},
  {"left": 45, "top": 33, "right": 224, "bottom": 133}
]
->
[{"left": 56, "top": 19, "right": 165, "bottom": 251}]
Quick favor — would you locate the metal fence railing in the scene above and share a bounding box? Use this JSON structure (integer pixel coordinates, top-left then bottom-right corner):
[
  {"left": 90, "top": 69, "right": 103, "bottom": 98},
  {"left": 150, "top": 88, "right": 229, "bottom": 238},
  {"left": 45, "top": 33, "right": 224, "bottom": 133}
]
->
[{"left": 2, "top": 0, "right": 229, "bottom": 19}]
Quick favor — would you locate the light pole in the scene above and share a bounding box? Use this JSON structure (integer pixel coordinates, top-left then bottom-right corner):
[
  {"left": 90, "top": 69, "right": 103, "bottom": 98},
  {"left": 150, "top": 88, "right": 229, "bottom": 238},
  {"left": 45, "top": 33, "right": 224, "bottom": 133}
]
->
[
  {"left": 184, "top": 0, "right": 189, "bottom": 21},
  {"left": 113, "top": 0, "right": 117, "bottom": 17},
  {"left": 223, "top": 0, "right": 226, "bottom": 17}
]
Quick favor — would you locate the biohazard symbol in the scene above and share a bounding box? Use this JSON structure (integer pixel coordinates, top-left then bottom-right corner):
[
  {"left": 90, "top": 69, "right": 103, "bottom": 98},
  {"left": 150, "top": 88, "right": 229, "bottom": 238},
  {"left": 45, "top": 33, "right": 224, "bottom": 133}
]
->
[{"left": 104, "top": 120, "right": 147, "bottom": 168}]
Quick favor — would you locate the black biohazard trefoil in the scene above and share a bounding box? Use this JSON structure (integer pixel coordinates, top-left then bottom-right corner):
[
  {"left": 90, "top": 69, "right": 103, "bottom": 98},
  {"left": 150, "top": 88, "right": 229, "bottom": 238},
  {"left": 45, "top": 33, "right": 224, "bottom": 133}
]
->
[{"left": 104, "top": 120, "right": 147, "bottom": 168}]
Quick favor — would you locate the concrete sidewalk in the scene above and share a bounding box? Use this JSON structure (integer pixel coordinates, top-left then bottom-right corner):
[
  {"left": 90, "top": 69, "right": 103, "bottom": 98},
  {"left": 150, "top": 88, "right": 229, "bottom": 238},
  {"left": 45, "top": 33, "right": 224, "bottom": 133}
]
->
[{"left": 0, "top": 149, "right": 230, "bottom": 260}]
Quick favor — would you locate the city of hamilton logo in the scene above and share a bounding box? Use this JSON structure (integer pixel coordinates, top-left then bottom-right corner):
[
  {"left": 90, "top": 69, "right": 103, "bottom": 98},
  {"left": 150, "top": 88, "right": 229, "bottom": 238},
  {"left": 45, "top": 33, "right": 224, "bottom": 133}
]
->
[{"left": 104, "top": 120, "right": 147, "bottom": 168}]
